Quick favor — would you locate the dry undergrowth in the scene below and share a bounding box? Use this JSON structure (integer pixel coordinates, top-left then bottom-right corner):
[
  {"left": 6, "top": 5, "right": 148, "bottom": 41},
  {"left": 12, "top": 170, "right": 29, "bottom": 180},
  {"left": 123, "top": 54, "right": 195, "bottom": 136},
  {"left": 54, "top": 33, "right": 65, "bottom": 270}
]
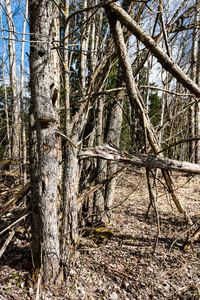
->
[{"left": 0, "top": 167, "right": 200, "bottom": 299}]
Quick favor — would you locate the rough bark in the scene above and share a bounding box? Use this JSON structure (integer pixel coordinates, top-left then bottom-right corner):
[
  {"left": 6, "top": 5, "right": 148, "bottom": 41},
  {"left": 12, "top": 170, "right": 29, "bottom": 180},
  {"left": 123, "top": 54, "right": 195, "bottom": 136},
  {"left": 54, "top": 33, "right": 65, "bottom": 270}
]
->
[
  {"left": 93, "top": 97, "right": 106, "bottom": 224},
  {"left": 52, "top": 0, "right": 61, "bottom": 180},
  {"left": 29, "top": 0, "right": 60, "bottom": 283},
  {"left": 62, "top": 142, "right": 78, "bottom": 271}
]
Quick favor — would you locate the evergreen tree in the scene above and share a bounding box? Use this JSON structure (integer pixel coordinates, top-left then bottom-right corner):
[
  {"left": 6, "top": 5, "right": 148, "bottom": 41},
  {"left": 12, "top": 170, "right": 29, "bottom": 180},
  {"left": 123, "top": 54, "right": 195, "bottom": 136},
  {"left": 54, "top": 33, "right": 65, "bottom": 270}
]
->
[{"left": 148, "top": 91, "right": 161, "bottom": 128}]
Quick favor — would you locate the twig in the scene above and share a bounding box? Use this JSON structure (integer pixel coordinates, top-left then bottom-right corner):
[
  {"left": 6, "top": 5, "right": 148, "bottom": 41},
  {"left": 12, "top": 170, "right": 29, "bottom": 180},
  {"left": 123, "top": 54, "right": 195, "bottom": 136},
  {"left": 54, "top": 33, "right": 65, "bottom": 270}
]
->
[
  {"left": 139, "top": 85, "right": 194, "bottom": 97},
  {"left": 0, "top": 204, "right": 31, "bottom": 258},
  {"left": 0, "top": 288, "right": 18, "bottom": 299},
  {"left": 158, "top": 0, "right": 172, "bottom": 58},
  {"left": 95, "top": 91, "right": 132, "bottom": 128},
  {"left": 0, "top": 293, "right": 7, "bottom": 300},
  {"left": 35, "top": 271, "right": 42, "bottom": 300},
  {"left": 0, "top": 210, "right": 30, "bottom": 236},
  {"left": 158, "top": 137, "right": 200, "bottom": 154},
  {"left": 0, "top": 181, "right": 31, "bottom": 215},
  {"left": 55, "top": 130, "right": 77, "bottom": 148},
  {"left": 182, "top": 224, "right": 200, "bottom": 251},
  {"left": 0, "top": 229, "right": 15, "bottom": 258}
]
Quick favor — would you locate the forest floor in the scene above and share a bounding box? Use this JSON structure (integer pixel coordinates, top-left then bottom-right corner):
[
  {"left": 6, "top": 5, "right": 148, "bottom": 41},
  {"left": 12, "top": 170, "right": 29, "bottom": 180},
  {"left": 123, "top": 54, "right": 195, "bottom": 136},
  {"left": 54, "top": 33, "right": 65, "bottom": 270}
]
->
[{"left": 1, "top": 168, "right": 200, "bottom": 299}]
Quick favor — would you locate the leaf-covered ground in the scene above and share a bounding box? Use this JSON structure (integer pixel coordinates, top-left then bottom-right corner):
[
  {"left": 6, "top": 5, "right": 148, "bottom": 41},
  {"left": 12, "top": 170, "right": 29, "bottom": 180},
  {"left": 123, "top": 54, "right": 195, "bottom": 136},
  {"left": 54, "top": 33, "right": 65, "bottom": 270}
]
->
[{"left": 1, "top": 168, "right": 200, "bottom": 299}]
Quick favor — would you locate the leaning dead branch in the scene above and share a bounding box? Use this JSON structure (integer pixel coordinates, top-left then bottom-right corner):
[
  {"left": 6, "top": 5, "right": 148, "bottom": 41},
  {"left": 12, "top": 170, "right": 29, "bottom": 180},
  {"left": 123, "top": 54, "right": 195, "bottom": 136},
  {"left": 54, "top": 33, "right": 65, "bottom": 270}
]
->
[
  {"left": 0, "top": 181, "right": 31, "bottom": 216},
  {"left": 0, "top": 208, "right": 30, "bottom": 236},
  {"left": 0, "top": 229, "right": 15, "bottom": 259},
  {"left": 79, "top": 144, "right": 200, "bottom": 175},
  {"left": 0, "top": 204, "right": 30, "bottom": 258}
]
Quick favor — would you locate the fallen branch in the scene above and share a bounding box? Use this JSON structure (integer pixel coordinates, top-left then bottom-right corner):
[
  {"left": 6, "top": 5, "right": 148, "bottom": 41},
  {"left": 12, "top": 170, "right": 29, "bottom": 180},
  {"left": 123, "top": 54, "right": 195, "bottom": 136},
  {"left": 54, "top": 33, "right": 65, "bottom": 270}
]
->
[
  {"left": 0, "top": 204, "right": 31, "bottom": 258},
  {"left": 0, "top": 181, "right": 31, "bottom": 215},
  {"left": 0, "top": 209, "right": 30, "bottom": 236},
  {"left": 79, "top": 144, "right": 200, "bottom": 175},
  {"left": 0, "top": 229, "right": 15, "bottom": 259}
]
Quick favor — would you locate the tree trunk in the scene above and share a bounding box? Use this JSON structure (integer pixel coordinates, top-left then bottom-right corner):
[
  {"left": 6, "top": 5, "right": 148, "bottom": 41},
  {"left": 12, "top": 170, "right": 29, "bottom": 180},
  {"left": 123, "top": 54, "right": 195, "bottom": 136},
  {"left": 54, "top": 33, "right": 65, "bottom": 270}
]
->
[
  {"left": 195, "top": 2, "right": 200, "bottom": 163},
  {"left": 60, "top": 0, "right": 79, "bottom": 273},
  {"left": 104, "top": 76, "right": 123, "bottom": 219},
  {"left": 0, "top": 5, "right": 11, "bottom": 159},
  {"left": 62, "top": 141, "right": 79, "bottom": 272},
  {"left": 93, "top": 96, "right": 106, "bottom": 224},
  {"left": 81, "top": 0, "right": 90, "bottom": 97},
  {"left": 5, "top": 0, "right": 20, "bottom": 161},
  {"left": 52, "top": 0, "right": 61, "bottom": 181},
  {"left": 189, "top": 4, "right": 198, "bottom": 162},
  {"left": 20, "top": 0, "right": 28, "bottom": 185},
  {"left": 29, "top": 0, "right": 60, "bottom": 283}
]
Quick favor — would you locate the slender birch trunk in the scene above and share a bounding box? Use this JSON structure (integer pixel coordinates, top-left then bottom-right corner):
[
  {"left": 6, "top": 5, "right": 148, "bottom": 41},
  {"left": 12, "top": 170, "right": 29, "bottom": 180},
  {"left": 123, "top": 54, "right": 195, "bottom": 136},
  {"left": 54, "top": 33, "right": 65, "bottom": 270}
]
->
[
  {"left": 52, "top": 0, "right": 61, "bottom": 183},
  {"left": 81, "top": 0, "right": 90, "bottom": 97},
  {"left": 0, "top": 3, "right": 11, "bottom": 159},
  {"left": 20, "top": 0, "right": 28, "bottom": 185},
  {"left": 61, "top": 0, "right": 78, "bottom": 272},
  {"left": 94, "top": 6, "right": 103, "bottom": 68},
  {"left": 93, "top": 96, "right": 106, "bottom": 224},
  {"left": 195, "top": 1, "right": 200, "bottom": 163},
  {"left": 5, "top": 0, "right": 20, "bottom": 161},
  {"left": 29, "top": 0, "right": 60, "bottom": 283},
  {"left": 104, "top": 71, "right": 123, "bottom": 219},
  {"left": 189, "top": 5, "right": 198, "bottom": 162}
]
